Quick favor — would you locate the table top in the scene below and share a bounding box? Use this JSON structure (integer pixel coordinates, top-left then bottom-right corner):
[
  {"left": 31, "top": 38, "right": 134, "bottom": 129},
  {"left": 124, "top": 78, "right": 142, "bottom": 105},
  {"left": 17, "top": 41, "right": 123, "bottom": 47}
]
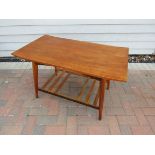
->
[{"left": 12, "top": 35, "right": 129, "bottom": 81}]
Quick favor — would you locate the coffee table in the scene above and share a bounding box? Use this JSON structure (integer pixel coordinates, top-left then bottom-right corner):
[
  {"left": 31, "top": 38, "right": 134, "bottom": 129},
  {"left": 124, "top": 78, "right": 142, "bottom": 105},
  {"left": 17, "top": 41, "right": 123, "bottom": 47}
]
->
[{"left": 12, "top": 35, "right": 129, "bottom": 120}]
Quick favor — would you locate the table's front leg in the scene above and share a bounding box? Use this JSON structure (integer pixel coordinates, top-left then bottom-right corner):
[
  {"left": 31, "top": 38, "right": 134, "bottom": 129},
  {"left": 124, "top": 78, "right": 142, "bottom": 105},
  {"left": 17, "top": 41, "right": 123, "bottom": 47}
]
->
[
  {"left": 32, "top": 62, "right": 38, "bottom": 98},
  {"left": 99, "top": 79, "right": 105, "bottom": 120}
]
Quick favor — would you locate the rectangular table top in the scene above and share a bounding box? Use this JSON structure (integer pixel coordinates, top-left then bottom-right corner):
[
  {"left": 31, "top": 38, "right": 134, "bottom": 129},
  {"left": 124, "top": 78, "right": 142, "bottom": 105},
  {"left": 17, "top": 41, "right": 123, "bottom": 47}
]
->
[{"left": 12, "top": 35, "right": 129, "bottom": 81}]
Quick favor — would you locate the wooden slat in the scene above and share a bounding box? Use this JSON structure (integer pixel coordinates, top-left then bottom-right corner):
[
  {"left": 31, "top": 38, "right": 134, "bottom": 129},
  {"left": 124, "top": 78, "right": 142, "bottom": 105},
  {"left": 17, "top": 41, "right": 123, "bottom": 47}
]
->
[
  {"left": 93, "top": 88, "right": 100, "bottom": 106},
  {"left": 56, "top": 68, "right": 100, "bottom": 80},
  {"left": 39, "top": 88, "right": 99, "bottom": 109},
  {"left": 48, "top": 71, "right": 65, "bottom": 92},
  {"left": 41, "top": 72, "right": 57, "bottom": 89},
  {"left": 85, "top": 80, "right": 96, "bottom": 104},
  {"left": 76, "top": 78, "right": 89, "bottom": 100},
  {"left": 54, "top": 73, "right": 70, "bottom": 93}
]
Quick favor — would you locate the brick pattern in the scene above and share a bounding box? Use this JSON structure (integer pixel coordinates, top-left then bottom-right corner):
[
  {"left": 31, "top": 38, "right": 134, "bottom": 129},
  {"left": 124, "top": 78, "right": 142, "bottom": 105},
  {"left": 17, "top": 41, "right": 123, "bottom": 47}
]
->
[{"left": 0, "top": 69, "right": 155, "bottom": 135}]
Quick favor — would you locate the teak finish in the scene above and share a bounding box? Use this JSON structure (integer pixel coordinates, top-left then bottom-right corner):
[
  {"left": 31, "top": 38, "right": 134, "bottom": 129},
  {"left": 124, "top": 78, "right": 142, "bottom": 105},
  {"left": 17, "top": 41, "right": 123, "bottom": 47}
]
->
[
  {"left": 12, "top": 35, "right": 129, "bottom": 120},
  {"left": 12, "top": 35, "right": 129, "bottom": 82}
]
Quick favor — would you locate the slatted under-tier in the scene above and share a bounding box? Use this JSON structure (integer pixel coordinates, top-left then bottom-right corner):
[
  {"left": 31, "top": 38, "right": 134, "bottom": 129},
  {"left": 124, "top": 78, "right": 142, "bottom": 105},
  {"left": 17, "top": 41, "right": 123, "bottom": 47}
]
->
[{"left": 39, "top": 70, "right": 101, "bottom": 109}]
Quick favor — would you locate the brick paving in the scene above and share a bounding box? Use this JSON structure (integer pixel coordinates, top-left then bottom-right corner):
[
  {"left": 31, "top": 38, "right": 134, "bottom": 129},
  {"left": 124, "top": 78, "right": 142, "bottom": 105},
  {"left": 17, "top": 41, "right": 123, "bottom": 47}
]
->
[{"left": 0, "top": 63, "right": 155, "bottom": 135}]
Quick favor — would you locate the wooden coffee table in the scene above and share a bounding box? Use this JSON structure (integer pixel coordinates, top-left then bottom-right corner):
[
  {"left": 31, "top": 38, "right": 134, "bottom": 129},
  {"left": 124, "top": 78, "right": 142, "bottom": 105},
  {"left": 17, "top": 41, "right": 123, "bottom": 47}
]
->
[{"left": 12, "top": 35, "right": 129, "bottom": 120}]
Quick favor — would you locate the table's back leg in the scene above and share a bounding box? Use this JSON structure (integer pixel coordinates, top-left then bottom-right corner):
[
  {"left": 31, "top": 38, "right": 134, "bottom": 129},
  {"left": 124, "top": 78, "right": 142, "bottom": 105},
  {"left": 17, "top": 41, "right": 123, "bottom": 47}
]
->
[
  {"left": 99, "top": 79, "right": 105, "bottom": 120},
  {"left": 55, "top": 67, "right": 58, "bottom": 75},
  {"left": 107, "top": 80, "right": 110, "bottom": 90},
  {"left": 32, "top": 62, "right": 38, "bottom": 98}
]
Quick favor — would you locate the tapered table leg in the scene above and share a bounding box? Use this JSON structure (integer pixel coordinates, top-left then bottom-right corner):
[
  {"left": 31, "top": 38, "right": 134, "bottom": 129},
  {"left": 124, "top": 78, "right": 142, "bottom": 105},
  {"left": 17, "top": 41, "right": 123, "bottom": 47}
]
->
[
  {"left": 55, "top": 67, "right": 58, "bottom": 75},
  {"left": 99, "top": 79, "right": 105, "bottom": 120},
  {"left": 32, "top": 62, "right": 38, "bottom": 98},
  {"left": 107, "top": 80, "right": 110, "bottom": 90}
]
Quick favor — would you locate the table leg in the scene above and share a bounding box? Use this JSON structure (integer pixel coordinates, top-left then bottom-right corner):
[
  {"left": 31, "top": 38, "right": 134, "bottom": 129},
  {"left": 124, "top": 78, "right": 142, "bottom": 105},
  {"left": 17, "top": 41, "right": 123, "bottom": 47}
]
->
[
  {"left": 32, "top": 62, "right": 38, "bottom": 98},
  {"left": 107, "top": 80, "right": 110, "bottom": 90},
  {"left": 99, "top": 79, "right": 105, "bottom": 120},
  {"left": 55, "top": 67, "right": 58, "bottom": 75}
]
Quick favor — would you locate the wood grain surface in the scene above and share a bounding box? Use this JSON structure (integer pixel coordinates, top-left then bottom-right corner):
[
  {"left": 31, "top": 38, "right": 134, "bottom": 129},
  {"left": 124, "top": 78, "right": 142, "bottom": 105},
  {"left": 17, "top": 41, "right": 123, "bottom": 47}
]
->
[{"left": 12, "top": 35, "right": 129, "bottom": 81}]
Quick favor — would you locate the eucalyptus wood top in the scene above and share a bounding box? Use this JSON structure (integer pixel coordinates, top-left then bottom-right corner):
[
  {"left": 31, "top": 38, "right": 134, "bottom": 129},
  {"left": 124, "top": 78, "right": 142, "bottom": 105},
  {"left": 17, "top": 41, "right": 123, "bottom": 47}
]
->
[{"left": 12, "top": 35, "right": 129, "bottom": 81}]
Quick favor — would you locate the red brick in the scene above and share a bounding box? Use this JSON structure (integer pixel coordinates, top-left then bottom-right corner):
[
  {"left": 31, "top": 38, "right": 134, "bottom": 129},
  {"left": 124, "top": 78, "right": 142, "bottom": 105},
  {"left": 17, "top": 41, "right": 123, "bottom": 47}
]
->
[
  {"left": 33, "top": 125, "right": 45, "bottom": 135},
  {"left": 105, "top": 107, "right": 125, "bottom": 115},
  {"left": 28, "top": 107, "right": 48, "bottom": 116},
  {"left": 131, "top": 126, "right": 154, "bottom": 135},
  {"left": 108, "top": 116, "right": 121, "bottom": 135},
  {"left": 14, "top": 107, "right": 28, "bottom": 125},
  {"left": 43, "top": 99, "right": 59, "bottom": 115},
  {"left": 108, "top": 93, "right": 122, "bottom": 107},
  {"left": 117, "top": 116, "right": 139, "bottom": 125},
  {"left": 122, "top": 102, "right": 134, "bottom": 115},
  {"left": 67, "top": 107, "right": 87, "bottom": 116},
  {"left": 134, "top": 108, "right": 149, "bottom": 126},
  {"left": 147, "top": 116, "right": 155, "bottom": 133},
  {"left": 2, "top": 87, "right": 17, "bottom": 101},
  {"left": 88, "top": 125, "right": 110, "bottom": 135},
  {"left": 119, "top": 125, "right": 132, "bottom": 135},
  {"left": 77, "top": 115, "right": 98, "bottom": 125},
  {"left": 22, "top": 116, "right": 37, "bottom": 134},
  {"left": 8, "top": 99, "right": 24, "bottom": 114},
  {"left": 77, "top": 125, "right": 88, "bottom": 135},
  {"left": 114, "top": 86, "right": 126, "bottom": 96},
  {"left": 0, "top": 107, "right": 11, "bottom": 116},
  {"left": 66, "top": 116, "right": 77, "bottom": 135},
  {"left": 130, "top": 100, "right": 148, "bottom": 108},
  {"left": 0, "top": 94, "right": 17, "bottom": 116},
  {"left": 37, "top": 115, "right": 57, "bottom": 125},
  {"left": 87, "top": 108, "right": 97, "bottom": 117},
  {"left": 146, "top": 98, "right": 155, "bottom": 107},
  {"left": 44, "top": 125, "right": 66, "bottom": 135},
  {"left": 142, "top": 108, "right": 155, "bottom": 115},
  {"left": 67, "top": 116, "right": 77, "bottom": 126},
  {"left": 0, "top": 125, "right": 23, "bottom": 135},
  {"left": 66, "top": 127, "right": 77, "bottom": 135},
  {"left": 0, "top": 116, "right": 15, "bottom": 126},
  {"left": 0, "top": 100, "right": 7, "bottom": 107},
  {"left": 57, "top": 107, "right": 67, "bottom": 125},
  {"left": 131, "top": 87, "right": 143, "bottom": 97}
]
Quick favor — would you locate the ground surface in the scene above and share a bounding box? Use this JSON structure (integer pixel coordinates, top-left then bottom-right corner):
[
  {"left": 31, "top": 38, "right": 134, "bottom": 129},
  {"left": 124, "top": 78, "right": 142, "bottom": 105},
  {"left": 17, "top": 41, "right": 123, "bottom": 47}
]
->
[{"left": 0, "top": 63, "right": 155, "bottom": 135}]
